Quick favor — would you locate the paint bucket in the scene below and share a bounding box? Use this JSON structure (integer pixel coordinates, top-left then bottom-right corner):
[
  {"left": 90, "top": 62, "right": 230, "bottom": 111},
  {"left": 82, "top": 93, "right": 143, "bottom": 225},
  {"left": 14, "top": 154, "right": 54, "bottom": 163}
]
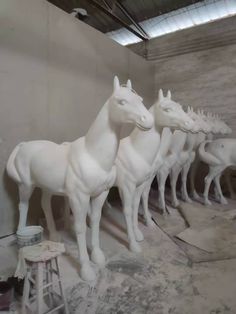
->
[{"left": 16, "top": 226, "right": 43, "bottom": 248}]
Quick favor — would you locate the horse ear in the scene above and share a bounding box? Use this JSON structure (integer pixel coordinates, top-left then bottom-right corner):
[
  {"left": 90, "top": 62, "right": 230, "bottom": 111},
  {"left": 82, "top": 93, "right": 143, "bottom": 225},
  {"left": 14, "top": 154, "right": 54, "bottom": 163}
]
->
[
  {"left": 167, "top": 90, "right": 171, "bottom": 99},
  {"left": 187, "top": 106, "right": 190, "bottom": 113},
  {"left": 113, "top": 76, "right": 120, "bottom": 92},
  {"left": 126, "top": 79, "right": 132, "bottom": 90},
  {"left": 158, "top": 89, "right": 164, "bottom": 101}
]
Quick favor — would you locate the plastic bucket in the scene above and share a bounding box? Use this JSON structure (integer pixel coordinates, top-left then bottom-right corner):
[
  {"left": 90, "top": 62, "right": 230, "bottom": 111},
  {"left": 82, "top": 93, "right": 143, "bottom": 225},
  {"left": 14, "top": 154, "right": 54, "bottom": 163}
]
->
[{"left": 16, "top": 226, "right": 43, "bottom": 248}]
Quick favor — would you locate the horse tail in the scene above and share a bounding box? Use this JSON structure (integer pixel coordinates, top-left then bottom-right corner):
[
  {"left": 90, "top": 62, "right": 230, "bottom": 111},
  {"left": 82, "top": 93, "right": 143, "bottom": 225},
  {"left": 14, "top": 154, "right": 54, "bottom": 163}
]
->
[
  {"left": 6, "top": 143, "right": 23, "bottom": 183},
  {"left": 198, "top": 140, "right": 221, "bottom": 166}
]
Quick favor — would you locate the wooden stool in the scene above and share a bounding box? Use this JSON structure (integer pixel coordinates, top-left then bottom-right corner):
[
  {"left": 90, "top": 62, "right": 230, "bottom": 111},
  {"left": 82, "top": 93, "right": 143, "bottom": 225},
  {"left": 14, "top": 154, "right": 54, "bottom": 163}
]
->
[{"left": 21, "top": 241, "right": 69, "bottom": 314}]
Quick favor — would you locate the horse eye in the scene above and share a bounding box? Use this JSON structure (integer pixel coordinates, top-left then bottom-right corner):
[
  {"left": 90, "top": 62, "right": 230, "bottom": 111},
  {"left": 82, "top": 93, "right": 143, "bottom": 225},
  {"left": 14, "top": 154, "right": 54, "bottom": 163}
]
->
[
  {"left": 165, "top": 108, "right": 171, "bottom": 112},
  {"left": 119, "top": 100, "right": 127, "bottom": 106}
]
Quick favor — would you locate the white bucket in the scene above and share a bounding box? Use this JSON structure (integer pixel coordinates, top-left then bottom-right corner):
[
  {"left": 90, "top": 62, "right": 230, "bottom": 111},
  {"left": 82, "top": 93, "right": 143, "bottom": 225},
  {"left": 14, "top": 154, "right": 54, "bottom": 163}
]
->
[{"left": 16, "top": 226, "right": 43, "bottom": 248}]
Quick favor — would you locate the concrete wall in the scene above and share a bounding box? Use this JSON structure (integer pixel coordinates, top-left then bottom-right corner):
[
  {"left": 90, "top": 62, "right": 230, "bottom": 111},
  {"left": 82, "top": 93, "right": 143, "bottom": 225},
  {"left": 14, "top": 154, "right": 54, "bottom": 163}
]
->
[
  {"left": 130, "top": 16, "right": 236, "bottom": 136},
  {"left": 153, "top": 44, "right": 236, "bottom": 137},
  {"left": 0, "top": 0, "right": 154, "bottom": 236}
]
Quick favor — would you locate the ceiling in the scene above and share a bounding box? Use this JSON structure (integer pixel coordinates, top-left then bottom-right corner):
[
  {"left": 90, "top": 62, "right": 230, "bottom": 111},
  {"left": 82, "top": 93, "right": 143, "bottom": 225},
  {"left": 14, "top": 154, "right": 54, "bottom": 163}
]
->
[{"left": 47, "top": 0, "right": 204, "bottom": 34}]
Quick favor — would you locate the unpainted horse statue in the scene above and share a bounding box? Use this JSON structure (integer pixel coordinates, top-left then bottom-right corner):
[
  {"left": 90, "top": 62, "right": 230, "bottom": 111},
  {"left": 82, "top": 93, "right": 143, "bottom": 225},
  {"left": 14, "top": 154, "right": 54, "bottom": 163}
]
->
[
  {"left": 168, "top": 108, "right": 211, "bottom": 207},
  {"left": 199, "top": 136, "right": 234, "bottom": 205},
  {"left": 190, "top": 113, "right": 231, "bottom": 203},
  {"left": 146, "top": 107, "right": 207, "bottom": 215},
  {"left": 114, "top": 90, "right": 194, "bottom": 252},
  {"left": 6, "top": 76, "right": 154, "bottom": 281}
]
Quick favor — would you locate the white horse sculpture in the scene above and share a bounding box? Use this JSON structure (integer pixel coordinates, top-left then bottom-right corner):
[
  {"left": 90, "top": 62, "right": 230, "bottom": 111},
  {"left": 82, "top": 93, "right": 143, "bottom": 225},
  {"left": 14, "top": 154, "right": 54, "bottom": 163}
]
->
[
  {"left": 167, "top": 109, "right": 209, "bottom": 208},
  {"left": 149, "top": 107, "right": 204, "bottom": 213},
  {"left": 199, "top": 135, "right": 234, "bottom": 206},
  {"left": 173, "top": 111, "right": 231, "bottom": 206},
  {"left": 177, "top": 109, "right": 211, "bottom": 204},
  {"left": 190, "top": 113, "right": 231, "bottom": 203},
  {"left": 6, "top": 76, "right": 154, "bottom": 281},
  {"left": 139, "top": 107, "right": 206, "bottom": 224},
  {"left": 114, "top": 90, "right": 194, "bottom": 252},
  {"left": 140, "top": 126, "right": 174, "bottom": 224}
]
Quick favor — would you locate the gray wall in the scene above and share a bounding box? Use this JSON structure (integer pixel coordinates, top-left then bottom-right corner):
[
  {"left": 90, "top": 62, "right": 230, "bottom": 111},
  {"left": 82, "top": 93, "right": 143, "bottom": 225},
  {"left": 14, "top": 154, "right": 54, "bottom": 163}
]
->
[
  {"left": 0, "top": 0, "right": 154, "bottom": 236},
  {"left": 130, "top": 16, "right": 236, "bottom": 136}
]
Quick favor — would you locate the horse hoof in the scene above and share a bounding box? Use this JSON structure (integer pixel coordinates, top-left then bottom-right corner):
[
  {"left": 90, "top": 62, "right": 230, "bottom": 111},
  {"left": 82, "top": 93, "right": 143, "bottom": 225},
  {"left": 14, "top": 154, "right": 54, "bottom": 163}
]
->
[
  {"left": 80, "top": 264, "right": 96, "bottom": 282},
  {"left": 192, "top": 192, "right": 201, "bottom": 201},
  {"left": 91, "top": 248, "right": 106, "bottom": 266},
  {"left": 220, "top": 198, "right": 228, "bottom": 205},
  {"left": 134, "top": 229, "right": 144, "bottom": 242},
  {"left": 186, "top": 198, "right": 193, "bottom": 204},
  {"left": 204, "top": 199, "right": 212, "bottom": 206},
  {"left": 163, "top": 211, "right": 168, "bottom": 218},
  {"left": 129, "top": 242, "right": 142, "bottom": 253},
  {"left": 146, "top": 218, "right": 155, "bottom": 227},
  {"left": 172, "top": 200, "right": 179, "bottom": 208}
]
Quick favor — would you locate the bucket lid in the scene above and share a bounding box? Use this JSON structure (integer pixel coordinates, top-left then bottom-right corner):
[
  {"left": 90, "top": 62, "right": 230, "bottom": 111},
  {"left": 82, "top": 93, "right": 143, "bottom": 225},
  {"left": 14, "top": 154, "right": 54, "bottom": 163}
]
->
[{"left": 16, "top": 226, "right": 43, "bottom": 237}]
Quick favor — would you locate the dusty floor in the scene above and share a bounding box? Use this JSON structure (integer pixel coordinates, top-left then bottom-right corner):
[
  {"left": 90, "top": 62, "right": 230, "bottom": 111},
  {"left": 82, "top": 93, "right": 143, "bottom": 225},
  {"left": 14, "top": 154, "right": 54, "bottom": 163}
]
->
[{"left": 1, "top": 192, "right": 236, "bottom": 314}]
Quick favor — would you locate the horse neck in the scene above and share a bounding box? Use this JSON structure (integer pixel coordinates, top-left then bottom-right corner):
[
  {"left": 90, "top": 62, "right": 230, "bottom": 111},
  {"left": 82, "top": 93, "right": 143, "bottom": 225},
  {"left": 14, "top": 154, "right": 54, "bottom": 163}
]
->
[
  {"left": 85, "top": 101, "right": 121, "bottom": 170},
  {"left": 185, "top": 133, "right": 196, "bottom": 151},
  {"left": 156, "top": 127, "right": 173, "bottom": 159},
  {"left": 129, "top": 105, "right": 162, "bottom": 165},
  {"left": 195, "top": 132, "right": 206, "bottom": 148},
  {"left": 170, "top": 130, "right": 187, "bottom": 153}
]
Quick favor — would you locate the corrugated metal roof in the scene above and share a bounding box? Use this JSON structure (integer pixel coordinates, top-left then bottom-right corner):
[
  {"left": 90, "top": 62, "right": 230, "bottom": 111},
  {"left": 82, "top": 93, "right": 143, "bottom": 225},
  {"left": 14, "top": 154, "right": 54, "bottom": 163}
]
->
[
  {"left": 48, "top": 0, "right": 203, "bottom": 33},
  {"left": 107, "top": 0, "right": 236, "bottom": 46}
]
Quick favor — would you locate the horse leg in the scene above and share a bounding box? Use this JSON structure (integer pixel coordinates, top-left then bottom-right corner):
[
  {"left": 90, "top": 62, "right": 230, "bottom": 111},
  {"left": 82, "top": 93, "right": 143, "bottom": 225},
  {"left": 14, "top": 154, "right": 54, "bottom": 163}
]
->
[
  {"left": 41, "top": 191, "right": 60, "bottom": 242},
  {"left": 181, "top": 160, "right": 192, "bottom": 203},
  {"left": 18, "top": 185, "right": 33, "bottom": 230},
  {"left": 190, "top": 159, "right": 201, "bottom": 200},
  {"left": 203, "top": 166, "right": 220, "bottom": 206},
  {"left": 170, "top": 164, "right": 182, "bottom": 207},
  {"left": 68, "top": 192, "right": 95, "bottom": 281},
  {"left": 90, "top": 190, "right": 109, "bottom": 265},
  {"left": 156, "top": 167, "right": 169, "bottom": 215},
  {"left": 213, "top": 169, "right": 228, "bottom": 205},
  {"left": 119, "top": 184, "right": 141, "bottom": 253},
  {"left": 141, "top": 178, "right": 155, "bottom": 227},
  {"left": 133, "top": 183, "right": 146, "bottom": 242}
]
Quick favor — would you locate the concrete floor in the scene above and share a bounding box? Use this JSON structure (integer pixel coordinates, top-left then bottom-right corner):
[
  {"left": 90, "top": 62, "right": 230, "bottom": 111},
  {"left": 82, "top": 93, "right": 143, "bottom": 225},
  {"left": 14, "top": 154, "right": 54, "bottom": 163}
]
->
[{"left": 1, "top": 195, "right": 236, "bottom": 314}]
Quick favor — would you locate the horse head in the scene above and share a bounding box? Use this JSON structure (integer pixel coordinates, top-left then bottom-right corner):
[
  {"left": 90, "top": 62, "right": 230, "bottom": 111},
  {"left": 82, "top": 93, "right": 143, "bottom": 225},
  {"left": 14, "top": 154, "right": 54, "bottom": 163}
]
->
[
  {"left": 153, "top": 89, "right": 194, "bottom": 132},
  {"left": 109, "top": 76, "right": 153, "bottom": 131},
  {"left": 187, "top": 108, "right": 211, "bottom": 134},
  {"left": 214, "top": 114, "right": 232, "bottom": 135}
]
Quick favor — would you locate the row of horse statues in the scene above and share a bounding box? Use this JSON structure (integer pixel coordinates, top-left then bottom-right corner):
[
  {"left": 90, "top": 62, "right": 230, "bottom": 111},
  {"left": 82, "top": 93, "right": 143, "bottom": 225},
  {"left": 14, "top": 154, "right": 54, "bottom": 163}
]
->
[{"left": 6, "top": 76, "right": 235, "bottom": 281}]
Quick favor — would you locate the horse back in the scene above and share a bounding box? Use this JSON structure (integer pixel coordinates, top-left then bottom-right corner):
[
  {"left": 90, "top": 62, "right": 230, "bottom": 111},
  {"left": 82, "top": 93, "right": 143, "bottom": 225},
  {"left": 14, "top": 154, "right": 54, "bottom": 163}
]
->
[{"left": 16, "top": 141, "right": 69, "bottom": 193}]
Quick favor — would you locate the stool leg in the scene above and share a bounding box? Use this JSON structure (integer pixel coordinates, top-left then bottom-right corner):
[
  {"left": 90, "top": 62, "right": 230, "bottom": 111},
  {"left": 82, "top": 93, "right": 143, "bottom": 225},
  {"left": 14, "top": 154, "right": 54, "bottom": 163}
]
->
[
  {"left": 36, "top": 262, "right": 44, "bottom": 314},
  {"left": 55, "top": 257, "right": 69, "bottom": 314},
  {"left": 46, "top": 261, "right": 53, "bottom": 308},
  {"left": 22, "top": 267, "right": 31, "bottom": 314}
]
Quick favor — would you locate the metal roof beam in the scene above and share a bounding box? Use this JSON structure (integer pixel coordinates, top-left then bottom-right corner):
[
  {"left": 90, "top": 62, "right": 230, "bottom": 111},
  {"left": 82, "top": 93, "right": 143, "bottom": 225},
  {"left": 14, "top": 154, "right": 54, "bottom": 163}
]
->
[
  {"left": 115, "top": 1, "right": 150, "bottom": 39},
  {"left": 87, "top": 0, "right": 148, "bottom": 41}
]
